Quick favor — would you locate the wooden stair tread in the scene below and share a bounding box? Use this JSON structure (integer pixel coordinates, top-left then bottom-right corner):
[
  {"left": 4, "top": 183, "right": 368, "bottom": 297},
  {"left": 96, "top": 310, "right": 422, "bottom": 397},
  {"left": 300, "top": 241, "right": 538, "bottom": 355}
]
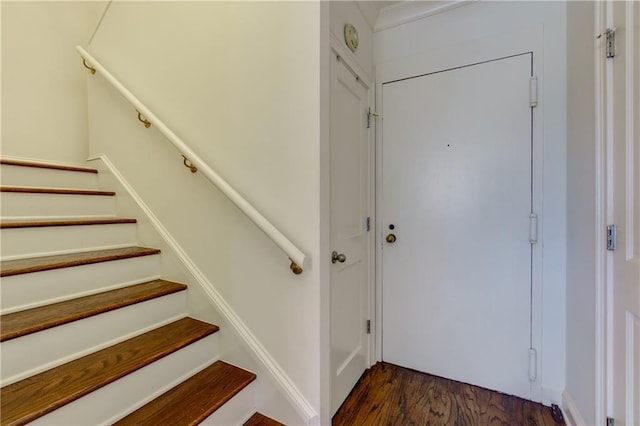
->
[
  {"left": 114, "top": 361, "right": 256, "bottom": 425},
  {"left": 0, "top": 280, "right": 187, "bottom": 342},
  {"left": 0, "top": 317, "right": 219, "bottom": 426},
  {"left": 0, "top": 246, "right": 161, "bottom": 277},
  {"left": 0, "top": 186, "right": 114, "bottom": 196},
  {"left": 0, "top": 218, "right": 137, "bottom": 229},
  {"left": 0, "top": 159, "right": 98, "bottom": 174},
  {"left": 244, "top": 413, "right": 285, "bottom": 426}
]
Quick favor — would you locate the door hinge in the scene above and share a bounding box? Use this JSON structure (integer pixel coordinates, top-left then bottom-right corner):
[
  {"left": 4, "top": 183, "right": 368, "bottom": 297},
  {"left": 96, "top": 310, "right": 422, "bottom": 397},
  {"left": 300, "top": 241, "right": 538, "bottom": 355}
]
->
[
  {"left": 366, "top": 319, "right": 371, "bottom": 334},
  {"left": 607, "top": 225, "right": 617, "bottom": 251},
  {"left": 599, "top": 28, "right": 616, "bottom": 58},
  {"left": 367, "top": 107, "right": 380, "bottom": 129},
  {"left": 366, "top": 216, "right": 371, "bottom": 232},
  {"left": 529, "top": 348, "right": 537, "bottom": 381},
  {"left": 529, "top": 213, "right": 538, "bottom": 244},
  {"left": 529, "top": 76, "right": 538, "bottom": 108},
  {"left": 607, "top": 417, "right": 615, "bottom": 426}
]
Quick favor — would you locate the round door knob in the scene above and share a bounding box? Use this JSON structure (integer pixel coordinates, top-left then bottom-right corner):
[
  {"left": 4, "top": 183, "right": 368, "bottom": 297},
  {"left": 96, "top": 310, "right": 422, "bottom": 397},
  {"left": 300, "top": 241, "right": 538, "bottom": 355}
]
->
[
  {"left": 386, "top": 234, "right": 397, "bottom": 243},
  {"left": 331, "top": 251, "right": 347, "bottom": 264}
]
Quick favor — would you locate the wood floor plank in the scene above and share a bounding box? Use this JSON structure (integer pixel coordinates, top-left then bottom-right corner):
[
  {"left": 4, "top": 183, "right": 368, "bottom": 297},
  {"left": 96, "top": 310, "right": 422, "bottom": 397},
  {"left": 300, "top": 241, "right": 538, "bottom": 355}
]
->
[
  {"left": 244, "top": 413, "right": 285, "bottom": 426},
  {"left": 0, "top": 246, "right": 161, "bottom": 277},
  {"left": 0, "top": 186, "right": 114, "bottom": 196},
  {"left": 0, "top": 159, "right": 98, "bottom": 174},
  {"left": 332, "top": 362, "right": 563, "bottom": 426},
  {"left": 114, "top": 361, "right": 256, "bottom": 425},
  {"left": 0, "top": 218, "right": 137, "bottom": 228},
  {"left": 0, "top": 318, "right": 219, "bottom": 426},
  {"left": 0, "top": 280, "right": 187, "bottom": 342}
]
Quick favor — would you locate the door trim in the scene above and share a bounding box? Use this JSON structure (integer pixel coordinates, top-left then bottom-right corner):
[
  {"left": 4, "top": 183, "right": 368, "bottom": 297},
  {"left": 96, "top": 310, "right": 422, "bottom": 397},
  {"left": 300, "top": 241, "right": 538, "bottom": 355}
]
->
[
  {"left": 374, "top": 26, "right": 545, "bottom": 401},
  {"left": 594, "top": 1, "right": 607, "bottom": 423},
  {"left": 329, "top": 37, "right": 376, "bottom": 370}
]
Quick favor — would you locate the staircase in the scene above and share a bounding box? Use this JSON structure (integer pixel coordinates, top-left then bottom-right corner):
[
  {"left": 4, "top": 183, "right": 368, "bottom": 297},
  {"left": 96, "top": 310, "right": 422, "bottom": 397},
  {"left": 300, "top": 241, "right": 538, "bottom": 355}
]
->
[{"left": 0, "top": 158, "right": 283, "bottom": 426}]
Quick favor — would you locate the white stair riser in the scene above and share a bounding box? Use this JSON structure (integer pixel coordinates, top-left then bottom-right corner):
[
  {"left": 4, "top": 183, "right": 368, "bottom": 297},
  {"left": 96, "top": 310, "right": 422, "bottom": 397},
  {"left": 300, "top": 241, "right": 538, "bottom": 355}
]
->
[
  {"left": 0, "top": 165, "right": 99, "bottom": 190},
  {"left": 1, "top": 255, "right": 161, "bottom": 313},
  {"left": 31, "top": 335, "right": 219, "bottom": 426},
  {"left": 0, "top": 192, "right": 116, "bottom": 220},
  {"left": 1, "top": 224, "right": 138, "bottom": 261},
  {"left": 202, "top": 381, "right": 257, "bottom": 425},
  {"left": 1, "top": 292, "right": 187, "bottom": 385}
]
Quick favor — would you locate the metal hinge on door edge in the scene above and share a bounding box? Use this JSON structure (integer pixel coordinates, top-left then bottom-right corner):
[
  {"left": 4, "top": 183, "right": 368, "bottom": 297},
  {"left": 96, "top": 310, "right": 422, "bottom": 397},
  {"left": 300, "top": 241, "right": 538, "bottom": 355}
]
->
[
  {"left": 529, "top": 77, "right": 538, "bottom": 108},
  {"left": 529, "top": 348, "right": 537, "bottom": 381},
  {"left": 529, "top": 213, "right": 538, "bottom": 244},
  {"left": 366, "top": 320, "right": 371, "bottom": 334},
  {"left": 367, "top": 107, "right": 380, "bottom": 128},
  {"left": 607, "top": 225, "right": 616, "bottom": 251},
  {"left": 598, "top": 28, "right": 616, "bottom": 59},
  {"left": 366, "top": 216, "right": 371, "bottom": 232}
]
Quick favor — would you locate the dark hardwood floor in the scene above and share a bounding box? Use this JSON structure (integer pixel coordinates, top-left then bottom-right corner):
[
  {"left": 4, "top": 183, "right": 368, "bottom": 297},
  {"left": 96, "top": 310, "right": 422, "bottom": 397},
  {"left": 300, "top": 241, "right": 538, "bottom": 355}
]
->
[{"left": 333, "top": 363, "right": 564, "bottom": 426}]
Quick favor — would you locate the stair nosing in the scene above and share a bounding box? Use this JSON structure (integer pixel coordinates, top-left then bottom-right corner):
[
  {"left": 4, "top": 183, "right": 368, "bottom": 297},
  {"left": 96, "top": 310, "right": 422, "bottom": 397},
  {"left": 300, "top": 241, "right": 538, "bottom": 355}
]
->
[
  {"left": 0, "top": 246, "right": 161, "bottom": 277},
  {"left": 0, "top": 279, "right": 187, "bottom": 342},
  {"left": 0, "top": 218, "right": 137, "bottom": 229},
  {"left": 0, "top": 186, "right": 115, "bottom": 196},
  {"left": 0, "top": 159, "right": 98, "bottom": 174},
  {"left": 0, "top": 318, "right": 219, "bottom": 426}
]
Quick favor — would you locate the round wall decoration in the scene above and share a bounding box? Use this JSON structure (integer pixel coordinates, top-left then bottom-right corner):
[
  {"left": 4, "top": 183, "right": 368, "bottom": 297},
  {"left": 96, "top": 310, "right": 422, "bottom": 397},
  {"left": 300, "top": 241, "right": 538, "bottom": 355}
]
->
[{"left": 344, "top": 23, "right": 359, "bottom": 53}]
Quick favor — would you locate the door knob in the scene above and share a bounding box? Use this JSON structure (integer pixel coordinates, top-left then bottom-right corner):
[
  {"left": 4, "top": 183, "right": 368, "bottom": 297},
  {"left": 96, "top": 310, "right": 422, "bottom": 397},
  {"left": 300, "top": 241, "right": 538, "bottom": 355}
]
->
[
  {"left": 331, "top": 251, "right": 347, "bottom": 264},
  {"left": 386, "top": 234, "right": 397, "bottom": 243}
]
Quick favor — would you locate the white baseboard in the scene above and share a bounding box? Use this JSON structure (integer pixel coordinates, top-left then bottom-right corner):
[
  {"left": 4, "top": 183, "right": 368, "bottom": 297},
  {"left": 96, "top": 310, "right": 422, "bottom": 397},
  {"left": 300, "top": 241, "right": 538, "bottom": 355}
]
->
[
  {"left": 542, "top": 386, "right": 564, "bottom": 407},
  {"left": 89, "top": 154, "right": 318, "bottom": 424},
  {"left": 563, "top": 390, "right": 588, "bottom": 426}
]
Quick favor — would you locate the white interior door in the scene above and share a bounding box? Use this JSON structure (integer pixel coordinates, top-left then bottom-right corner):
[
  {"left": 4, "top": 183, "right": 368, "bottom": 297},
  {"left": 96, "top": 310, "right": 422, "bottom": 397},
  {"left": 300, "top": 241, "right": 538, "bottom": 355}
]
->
[
  {"left": 330, "top": 52, "right": 371, "bottom": 415},
  {"left": 607, "top": 1, "right": 640, "bottom": 423},
  {"left": 381, "top": 53, "right": 534, "bottom": 400}
]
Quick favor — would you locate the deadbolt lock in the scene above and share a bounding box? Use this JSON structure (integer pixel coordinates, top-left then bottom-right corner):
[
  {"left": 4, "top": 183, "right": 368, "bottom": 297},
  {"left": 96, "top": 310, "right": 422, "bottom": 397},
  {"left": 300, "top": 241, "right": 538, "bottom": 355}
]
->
[{"left": 386, "top": 234, "right": 397, "bottom": 243}]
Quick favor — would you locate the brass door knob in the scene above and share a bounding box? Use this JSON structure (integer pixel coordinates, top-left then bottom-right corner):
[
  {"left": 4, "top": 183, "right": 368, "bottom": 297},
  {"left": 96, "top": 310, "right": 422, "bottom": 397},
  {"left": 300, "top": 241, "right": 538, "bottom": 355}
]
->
[{"left": 386, "top": 234, "right": 397, "bottom": 243}]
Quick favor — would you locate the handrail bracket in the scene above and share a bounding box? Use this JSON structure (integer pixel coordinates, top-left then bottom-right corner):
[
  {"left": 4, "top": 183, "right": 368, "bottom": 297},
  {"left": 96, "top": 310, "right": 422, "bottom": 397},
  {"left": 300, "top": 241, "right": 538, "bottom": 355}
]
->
[
  {"left": 136, "top": 110, "right": 151, "bottom": 128},
  {"left": 182, "top": 155, "right": 198, "bottom": 173},
  {"left": 82, "top": 58, "right": 96, "bottom": 75},
  {"left": 289, "top": 259, "right": 303, "bottom": 275}
]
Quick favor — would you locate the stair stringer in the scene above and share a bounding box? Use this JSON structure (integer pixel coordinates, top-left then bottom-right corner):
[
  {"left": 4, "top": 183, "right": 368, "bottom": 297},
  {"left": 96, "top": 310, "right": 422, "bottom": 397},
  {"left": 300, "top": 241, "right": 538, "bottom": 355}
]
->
[{"left": 89, "top": 153, "right": 317, "bottom": 426}]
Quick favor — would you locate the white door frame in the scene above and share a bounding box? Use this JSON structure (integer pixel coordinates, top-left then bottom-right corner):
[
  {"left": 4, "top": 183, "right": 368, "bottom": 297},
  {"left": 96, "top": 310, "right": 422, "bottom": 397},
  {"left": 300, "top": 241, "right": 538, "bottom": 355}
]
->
[
  {"left": 594, "top": 1, "right": 608, "bottom": 422},
  {"left": 374, "top": 27, "right": 545, "bottom": 401},
  {"left": 329, "top": 37, "right": 377, "bottom": 371},
  {"left": 595, "top": 0, "right": 640, "bottom": 422}
]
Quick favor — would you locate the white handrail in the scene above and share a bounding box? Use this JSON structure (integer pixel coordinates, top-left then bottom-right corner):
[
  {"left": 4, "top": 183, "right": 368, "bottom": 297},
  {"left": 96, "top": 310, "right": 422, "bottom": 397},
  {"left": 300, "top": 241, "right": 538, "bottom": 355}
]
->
[{"left": 77, "top": 46, "right": 308, "bottom": 274}]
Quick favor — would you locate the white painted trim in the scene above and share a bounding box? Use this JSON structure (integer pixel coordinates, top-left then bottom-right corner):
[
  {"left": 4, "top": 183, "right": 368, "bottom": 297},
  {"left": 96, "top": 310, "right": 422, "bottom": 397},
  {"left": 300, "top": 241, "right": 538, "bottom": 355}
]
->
[
  {"left": 89, "top": 154, "right": 319, "bottom": 425},
  {"left": 594, "top": 1, "right": 607, "bottom": 421},
  {"left": 626, "top": 0, "right": 637, "bottom": 262},
  {"left": 329, "top": 34, "right": 373, "bottom": 87},
  {"left": 375, "top": 0, "right": 476, "bottom": 33},
  {"left": 563, "top": 390, "right": 588, "bottom": 426},
  {"left": 541, "top": 387, "right": 564, "bottom": 407}
]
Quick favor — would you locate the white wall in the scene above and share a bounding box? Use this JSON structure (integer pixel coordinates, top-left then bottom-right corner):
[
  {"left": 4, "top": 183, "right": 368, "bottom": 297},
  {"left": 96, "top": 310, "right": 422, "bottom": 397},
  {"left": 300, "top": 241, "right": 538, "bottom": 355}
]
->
[
  {"left": 565, "top": 2, "right": 597, "bottom": 424},
  {"left": 374, "top": 1, "right": 567, "bottom": 405},
  {"left": 1, "top": 1, "right": 106, "bottom": 163},
  {"left": 87, "top": 2, "right": 322, "bottom": 422}
]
